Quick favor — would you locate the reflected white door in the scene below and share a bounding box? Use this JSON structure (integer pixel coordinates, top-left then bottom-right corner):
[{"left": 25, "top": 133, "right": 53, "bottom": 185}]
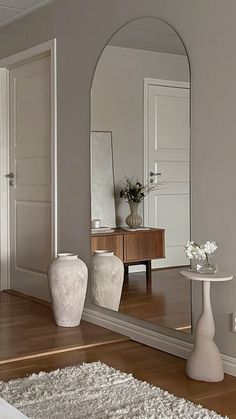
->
[
  {"left": 144, "top": 81, "right": 190, "bottom": 268},
  {"left": 9, "top": 54, "right": 52, "bottom": 296}
]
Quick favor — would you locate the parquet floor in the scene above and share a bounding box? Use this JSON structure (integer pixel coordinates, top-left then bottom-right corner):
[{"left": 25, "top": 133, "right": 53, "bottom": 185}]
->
[
  {"left": 0, "top": 292, "right": 235, "bottom": 418},
  {"left": 0, "top": 291, "right": 127, "bottom": 363},
  {"left": 0, "top": 340, "right": 235, "bottom": 418},
  {"left": 120, "top": 267, "right": 192, "bottom": 332}
]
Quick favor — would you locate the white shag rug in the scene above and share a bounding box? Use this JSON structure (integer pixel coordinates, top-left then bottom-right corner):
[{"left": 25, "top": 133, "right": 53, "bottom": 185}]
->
[{"left": 0, "top": 362, "right": 228, "bottom": 419}]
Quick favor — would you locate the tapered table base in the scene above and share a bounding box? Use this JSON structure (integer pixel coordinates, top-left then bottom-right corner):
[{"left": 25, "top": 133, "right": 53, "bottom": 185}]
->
[{"left": 180, "top": 270, "right": 233, "bottom": 382}]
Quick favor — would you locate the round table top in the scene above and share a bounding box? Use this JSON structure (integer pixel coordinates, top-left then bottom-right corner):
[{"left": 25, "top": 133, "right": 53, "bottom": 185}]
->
[{"left": 180, "top": 269, "right": 233, "bottom": 282}]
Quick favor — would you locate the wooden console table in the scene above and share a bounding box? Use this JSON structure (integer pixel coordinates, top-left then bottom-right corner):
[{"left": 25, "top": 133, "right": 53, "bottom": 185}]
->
[{"left": 91, "top": 228, "right": 165, "bottom": 280}]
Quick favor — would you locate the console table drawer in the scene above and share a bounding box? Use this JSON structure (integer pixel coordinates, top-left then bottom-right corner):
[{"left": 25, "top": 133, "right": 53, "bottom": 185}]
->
[
  {"left": 124, "top": 230, "right": 165, "bottom": 262},
  {"left": 91, "top": 234, "right": 123, "bottom": 260}
]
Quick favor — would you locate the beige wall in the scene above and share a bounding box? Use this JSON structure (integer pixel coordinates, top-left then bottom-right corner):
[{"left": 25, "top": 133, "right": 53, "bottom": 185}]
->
[
  {"left": 0, "top": 0, "right": 236, "bottom": 355},
  {"left": 91, "top": 45, "right": 189, "bottom": 226}
]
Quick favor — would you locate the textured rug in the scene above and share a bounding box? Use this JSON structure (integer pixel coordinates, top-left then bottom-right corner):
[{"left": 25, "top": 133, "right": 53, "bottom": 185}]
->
[{"left": 0, "top": 362, "right": 227, "bottom": 419}]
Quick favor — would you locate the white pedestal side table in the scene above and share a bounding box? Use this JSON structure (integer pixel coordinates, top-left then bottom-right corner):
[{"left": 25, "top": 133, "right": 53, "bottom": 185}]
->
[{"left": 180, "top": 269, "right": 233, "bottom": 382}]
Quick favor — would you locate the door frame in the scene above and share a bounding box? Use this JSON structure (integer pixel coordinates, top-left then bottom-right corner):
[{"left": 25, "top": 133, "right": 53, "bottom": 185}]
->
[
  {"left": 143, "top": 78, "right": 190, "bottom": 227},
  {"left": 0, "top": 39, "right": 57, "bottom": 291}
]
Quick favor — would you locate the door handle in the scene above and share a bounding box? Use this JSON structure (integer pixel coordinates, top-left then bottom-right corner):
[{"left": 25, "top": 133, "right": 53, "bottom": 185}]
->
[
  {"left": 5, "top": 172, "right": 15, "bottom": 179},
  {"left": 149, "top": 171, "right": 161, "bottom": 177},
  {"left": 5, "top": 172, "right": 15, "bottom": 186}
]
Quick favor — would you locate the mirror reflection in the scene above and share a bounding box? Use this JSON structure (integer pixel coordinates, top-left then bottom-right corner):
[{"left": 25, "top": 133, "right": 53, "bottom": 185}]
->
[{"left": 90, "top": 18, "right": 191, "bottom": 333}]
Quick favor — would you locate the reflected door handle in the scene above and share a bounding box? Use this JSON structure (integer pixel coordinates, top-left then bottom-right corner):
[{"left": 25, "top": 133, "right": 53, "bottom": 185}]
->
[
  {"left": 5, "top": 172, "right": 15, "bottom": 179},
  {"left": 5, "top": 172, "right": 15, "bottom": 186},
  {"left": 150, "top": 171, "right": 161, "bottom": 177}
]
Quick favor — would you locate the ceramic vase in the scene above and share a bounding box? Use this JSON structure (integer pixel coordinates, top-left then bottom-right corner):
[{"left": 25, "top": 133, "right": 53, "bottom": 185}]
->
[
  {"left": 91, "top": 250, "right": 124, "bottom": 311},
  {"left": 125, "top": 201, "right": 142, "bottom": 229},
  {"left": 195, "top": 256, "right": 218, "bottom": 275},
  {"left": 48, "top": 253, "right": 88, "bottom": 327}
]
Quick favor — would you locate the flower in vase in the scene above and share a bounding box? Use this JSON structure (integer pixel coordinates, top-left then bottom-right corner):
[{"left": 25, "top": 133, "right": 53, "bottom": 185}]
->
[
  {"left": 185, "top": 240, "right": 218, "bottom": 262},
  {"left": 202, "top": 241, "right": 218, "bottom": 255},
  {"left": 119, "top": 173, "right": 162, "bottom": 203}
]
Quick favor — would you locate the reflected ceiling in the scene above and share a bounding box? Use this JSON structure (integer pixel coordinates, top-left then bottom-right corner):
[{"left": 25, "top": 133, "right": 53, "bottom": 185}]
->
[{"left": 109, "top": 18, "right": 186, "bottom": 55}]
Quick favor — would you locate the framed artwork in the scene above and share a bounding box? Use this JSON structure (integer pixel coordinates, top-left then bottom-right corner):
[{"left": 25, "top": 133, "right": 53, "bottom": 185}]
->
[{"left": 91, "top": 131, "right": 116, "bottom": 227}]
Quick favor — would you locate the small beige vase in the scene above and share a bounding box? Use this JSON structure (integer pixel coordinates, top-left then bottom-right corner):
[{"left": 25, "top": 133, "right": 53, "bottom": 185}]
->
[{"left": 125, "top": 201, "right": 142, "bottom": 229}]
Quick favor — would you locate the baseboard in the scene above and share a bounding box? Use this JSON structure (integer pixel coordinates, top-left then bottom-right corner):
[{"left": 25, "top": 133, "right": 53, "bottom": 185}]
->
[
  {"left": 129, "top": 265, "right": 145, "bottom": 273},
  {"left": 222, "top": 354, "right": 236, "bottom": 377},
  {"left": 82, "top": 307, "right": 236, "bottom": 377},
  {"left": 4, "top": 289, "right": 51, "bottom": 307},
  {"left": 82, "top": 308, "right": 192, "bottom": 359}
]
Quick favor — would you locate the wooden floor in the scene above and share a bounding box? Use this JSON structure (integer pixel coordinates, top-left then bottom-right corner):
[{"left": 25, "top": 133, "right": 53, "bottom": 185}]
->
[
  {"left": 0, "top": 339, "right": 236, "bottom": 418},
  {"left": 119, "top": 268, "right": 192, "bottom": 332},
  {"left": 0, "top": 293, "right": 235, "bottom": 417},
  {"left": 0, "top": 292, "right": 127, "bottom": 363}
]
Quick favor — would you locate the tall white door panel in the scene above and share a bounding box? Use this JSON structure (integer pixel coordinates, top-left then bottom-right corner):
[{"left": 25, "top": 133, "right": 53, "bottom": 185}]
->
[
  {"left": 9, "top": 54, "right": 52, "bottom": 296},
  {"left": 145, "top": 82, "right": 190, "bottom": 268}
]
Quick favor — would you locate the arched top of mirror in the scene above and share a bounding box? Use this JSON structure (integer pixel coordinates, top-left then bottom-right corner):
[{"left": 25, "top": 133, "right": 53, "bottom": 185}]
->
[
  {"left": 110, "top": 18, "right": 187, "bottom": 56},
  {"left": 91, "top": 17, "right": 190, "bottom": 87}
]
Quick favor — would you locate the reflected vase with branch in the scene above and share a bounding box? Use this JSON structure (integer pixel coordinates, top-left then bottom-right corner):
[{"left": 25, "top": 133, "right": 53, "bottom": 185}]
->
[{"left": 120, "top": 172, "right": 162, "bottom": 229}]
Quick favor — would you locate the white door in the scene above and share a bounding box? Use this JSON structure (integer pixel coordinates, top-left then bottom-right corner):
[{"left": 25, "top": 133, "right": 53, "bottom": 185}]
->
[
  {"left": 144, "top": 81, "right": 190, "bottom": 268},
  {"left": 8, "top": 54, "right": 52, "bottom": 297}
]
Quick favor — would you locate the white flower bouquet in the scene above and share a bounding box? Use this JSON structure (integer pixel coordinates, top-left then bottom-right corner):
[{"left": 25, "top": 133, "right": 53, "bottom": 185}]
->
[{"left": 185, "top": 240, "right": 218, "bottom": 274}]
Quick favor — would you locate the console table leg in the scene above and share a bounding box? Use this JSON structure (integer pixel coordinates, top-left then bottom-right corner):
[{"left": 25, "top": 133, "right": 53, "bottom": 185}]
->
[
  {"left": 146, "top": 260, "right": 152, "bottom": 281},
  {"left": 186, "top": 281, "right": 224, "bottom": 382},
  {"left": 124, "top": 265, "right": 129, "bottom": 279}
]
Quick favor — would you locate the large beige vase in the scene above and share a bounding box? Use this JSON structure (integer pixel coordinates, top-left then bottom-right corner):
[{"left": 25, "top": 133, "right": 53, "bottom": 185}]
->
[
  {"left": 91, "top": 250, "right": 124, "bottom": 311},
  {"left": 48, "top": 253, "right": 88, "bottom": 327}
]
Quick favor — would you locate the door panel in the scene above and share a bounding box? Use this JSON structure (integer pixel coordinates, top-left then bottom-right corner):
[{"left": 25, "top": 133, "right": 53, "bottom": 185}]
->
[
  {"left": 16, "top": 157, "right": 51, "bottom": 186},
  {"left": 146, "top": 83, "right": 190, "bottom": 268},
  {"left": 16, "top": 64, "right": 51, "bottom": 144},
  {"left": 157, "top": 161, "right": 189, "bottom": 183},
  {"left": 15, "top": 201, "right": 51, "bottom": 273},
  {"left": 9, "top": 54, "right": 51, "bottom": 296},
  {"left": 154, "top": 93, "right": 189, "bottom": 149},
  {"left": 150, "top": 194, "right": 189, "bottom": 268}
]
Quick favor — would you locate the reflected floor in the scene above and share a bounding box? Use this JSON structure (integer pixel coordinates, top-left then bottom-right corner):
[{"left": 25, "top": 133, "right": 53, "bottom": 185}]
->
[{"left": 119, "top": 267, "right": 192, "bottom": 333}]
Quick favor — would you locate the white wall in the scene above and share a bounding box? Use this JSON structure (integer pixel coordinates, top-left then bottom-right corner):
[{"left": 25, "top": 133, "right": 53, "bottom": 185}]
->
[{"left": 91, "top": 45, "right": 189, "bottom": 226}]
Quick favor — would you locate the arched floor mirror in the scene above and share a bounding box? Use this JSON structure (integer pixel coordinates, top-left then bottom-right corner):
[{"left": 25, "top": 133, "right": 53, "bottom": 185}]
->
[{"left": 90, "top": 17, "right": 191, "bottom": 334}]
